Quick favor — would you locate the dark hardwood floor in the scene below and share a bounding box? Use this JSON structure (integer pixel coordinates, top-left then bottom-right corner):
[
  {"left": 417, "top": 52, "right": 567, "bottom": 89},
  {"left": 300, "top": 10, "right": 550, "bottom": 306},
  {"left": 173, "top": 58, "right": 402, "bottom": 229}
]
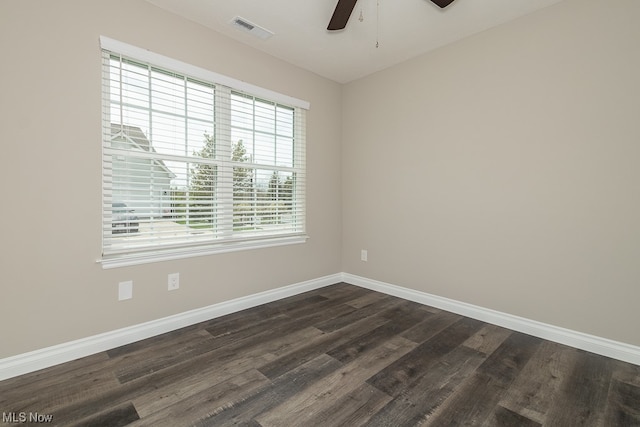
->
[{"left": 1, "top": 283, "right": 639, "bottom": 426}]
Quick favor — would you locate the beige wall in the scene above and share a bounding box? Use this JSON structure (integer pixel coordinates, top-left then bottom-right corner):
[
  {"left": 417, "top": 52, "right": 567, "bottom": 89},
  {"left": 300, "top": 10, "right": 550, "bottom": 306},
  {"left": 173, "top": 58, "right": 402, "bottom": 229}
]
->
[
  {"left": 342, "top": 0, "right": 640, "bottom": 346},
  {"left": 0, "top": 0, "right": 342, "bottom": 358},
  {"left": 2, "top": 0, "right": 639, "bottom": 361}
]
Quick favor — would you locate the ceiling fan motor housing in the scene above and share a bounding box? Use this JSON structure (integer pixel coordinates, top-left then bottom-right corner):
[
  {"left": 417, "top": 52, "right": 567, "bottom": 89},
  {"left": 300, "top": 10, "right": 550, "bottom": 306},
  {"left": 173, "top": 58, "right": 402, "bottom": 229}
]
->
[{"left": 432, "top": 0, "right": 456, "bottom": 8}]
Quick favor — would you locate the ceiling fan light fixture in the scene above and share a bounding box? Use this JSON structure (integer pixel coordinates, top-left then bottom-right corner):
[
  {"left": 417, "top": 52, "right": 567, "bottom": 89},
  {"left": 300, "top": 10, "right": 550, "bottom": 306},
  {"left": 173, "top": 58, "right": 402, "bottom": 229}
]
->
[{"left": 230, "top": 16, "right": 274, "bottom": 40}]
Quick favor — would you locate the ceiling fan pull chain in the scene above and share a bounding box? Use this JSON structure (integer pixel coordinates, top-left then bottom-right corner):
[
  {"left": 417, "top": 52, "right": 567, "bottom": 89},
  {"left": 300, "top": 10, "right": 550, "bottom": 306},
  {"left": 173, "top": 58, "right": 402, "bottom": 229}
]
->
[{"left": 376, "top": 0, "right": 380, "bottom": 48}]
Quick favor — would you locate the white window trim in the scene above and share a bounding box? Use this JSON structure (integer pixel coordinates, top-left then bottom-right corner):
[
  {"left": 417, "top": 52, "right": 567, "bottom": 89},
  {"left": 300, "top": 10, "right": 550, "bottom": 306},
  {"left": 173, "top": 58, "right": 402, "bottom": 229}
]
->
[
  {"left": 99, "top": 37, "right": 310, "bottom": 110},
  {"left": 99, "top": 235, "right": 308, "bottom": 269},
  {"left": 98, "top": 37, "right": 310, "bottom": 269}
]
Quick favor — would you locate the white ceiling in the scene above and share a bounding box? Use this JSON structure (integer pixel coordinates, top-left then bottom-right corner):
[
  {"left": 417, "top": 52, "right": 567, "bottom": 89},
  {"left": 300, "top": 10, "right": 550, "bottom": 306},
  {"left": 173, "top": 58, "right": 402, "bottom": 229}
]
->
[{"left": 146, "top": 0, "right": 565, "bottom": 84}]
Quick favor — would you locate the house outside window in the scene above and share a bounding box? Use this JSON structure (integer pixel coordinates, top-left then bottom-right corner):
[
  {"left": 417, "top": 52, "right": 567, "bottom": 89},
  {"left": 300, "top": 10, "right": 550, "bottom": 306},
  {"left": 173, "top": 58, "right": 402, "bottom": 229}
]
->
[{"left": 100, "top": 37, "right": 308, "bottom": 267}]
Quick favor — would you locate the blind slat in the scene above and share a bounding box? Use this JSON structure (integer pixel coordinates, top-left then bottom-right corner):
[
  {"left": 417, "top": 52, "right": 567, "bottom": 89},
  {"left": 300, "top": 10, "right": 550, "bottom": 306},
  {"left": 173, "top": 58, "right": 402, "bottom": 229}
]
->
[{"left": 101, "top": 41, "right": 307, "bottom": 262}]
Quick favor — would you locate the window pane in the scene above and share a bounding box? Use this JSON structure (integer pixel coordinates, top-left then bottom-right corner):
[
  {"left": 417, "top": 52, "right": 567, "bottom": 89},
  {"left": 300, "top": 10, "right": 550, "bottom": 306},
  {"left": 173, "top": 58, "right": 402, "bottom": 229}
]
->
[
  {"left": 150, "top": 112, "right": 186, "bottom": 156},
  {"left": 102, "top": 45, "right": 305, "bottom": 262},
  {"left": 231, "top": 92, "right": 254, "bottom": 129},
  {"left": 116, "top": 59, "right": 149, "bottom": 109},
  {"left": 112, "top": 107, "right": 149, "bottom": 135},
  {"left": 276, "top": 105, "right": 294, "bottom": 137},
  {"left": 254, "top": 99, "right": 275, "bottom": 134},
  {"left": 254, "top": 133, "right": 275, "bottom": 166},
  {"left": 187, "top": 80, "right": 214, "bottom": 121},
  {"left": 150, "top": 68, "right": 185, "bottom": 115},
  {"left": 276, "top": 136, "right": 294, "bottom": 168},
  {"left": 188, "top": 121, "right": 215, "bottom": 159},
  {"left": 230, "top": 132, "right": 253, "bottom": 162}
]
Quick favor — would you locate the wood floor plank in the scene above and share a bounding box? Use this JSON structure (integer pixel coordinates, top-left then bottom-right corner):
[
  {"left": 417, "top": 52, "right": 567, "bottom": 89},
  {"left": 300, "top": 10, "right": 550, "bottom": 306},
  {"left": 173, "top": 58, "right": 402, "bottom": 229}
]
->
[
  {"left": 46, "top": 322, "right": 306, "bottom": 425},
  {"left": 130, "top": 369, "right": 271, "bottom": 427},
  {"left": 302, "top": 383, "right": 392, "bottom": 427},
  {"left": 0, "top": 349, "right": 125, "bottom": 419},
  {"left": 603, "top": 378, "right": 640, "bottom": 426},
  {"left": 367, "top": 317, "right": 486, "bottom": 397},
  {"left": 257, "top": 312, "right": 391, "bottom": 380},
  {"left": 485, "top": 405, "right": 542, "bottom": 427},
  {"left": 314, "top": 282, "right": 371, "bottom": 301},
  {"left": 73, "top": 402, "right": 140, "bottom": 427},
  {"left": 612, "top": 357, "right": 640, "bottom": 388},
  {"left": 1, "top": 368, "right": 122, "bottom": 418},
  {"left": 106, "top": 324, "right": 206, "bottom": 359},
  {"left": 400, "top": 309, "right": 462, "bottom": 344},
  {"left": 207, "top": 291, "right": 337, "bottom": 333},
  {"left": 0, "top": 351, "right": 112, "bottom": 404},
  {"left": 113, "top": 329, "right": 232, "bottom": 384},
  {"left": 366, "top": 322, "right": 512, "bottom": 425},
  {"left": 255, "top": 335, "right": 416, "bottom": 426},
  {"left": 345, "top": 290, "right": 398, "bottom": 309},
  {"left": 314, "top": 294, "right": 400, "bottom": 333},
  {"left": 366, "top": 344, "right": 487, "bottom": 426},
  {"left": 131, "top": 355, "right": 274, "bottom": 420},
  {"left": 208, "top": 287, "right": 362, "bottom": 344},
  {"left": 257, "top": 292, "right": 330, "bottom": 316},
  {"left": 327, "top": 301, "right": 431, "bottom": 364},
  {"left": 462, "top": 323, "right": 513, "bottom": 355},
  {"left": 1, "top": 284, "right": 639, "bottom": 426},
  {"left": 192, "top": 354, "right": 343, "bottom": 426},
  {"left": 544, "top": 350, "right": 613, "bottom": 426},
  {"left": 131, "top": 325, "right": 325, "bottom": 417},
  {"left": 426, "top": 332, "right": 542, "bottom": 426},
  {"left": 495, "top": 340, "right": 578, "bottom": 425},
  {"left": 605, "top": 359, "right": 640, "bottom": 425}
]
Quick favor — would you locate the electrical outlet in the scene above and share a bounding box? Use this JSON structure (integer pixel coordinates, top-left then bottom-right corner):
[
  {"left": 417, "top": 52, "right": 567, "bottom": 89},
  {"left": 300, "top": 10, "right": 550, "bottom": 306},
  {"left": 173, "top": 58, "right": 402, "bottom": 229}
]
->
[
  {"left": 118, "top": 280, "right": 133, "bottom": 301},
  {"left": 168, "top": 273, "right": 180, "bottom": 291},
  {"left": 361, "top": 249, "right": 368, "bottom": 262}
]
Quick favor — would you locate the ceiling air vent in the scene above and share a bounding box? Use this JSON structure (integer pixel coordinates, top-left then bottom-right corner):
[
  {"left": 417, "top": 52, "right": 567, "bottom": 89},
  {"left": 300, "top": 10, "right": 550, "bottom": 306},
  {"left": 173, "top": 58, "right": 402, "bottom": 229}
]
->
[{"left": 230, "top": 17, "right": 274, "bottom": 40}]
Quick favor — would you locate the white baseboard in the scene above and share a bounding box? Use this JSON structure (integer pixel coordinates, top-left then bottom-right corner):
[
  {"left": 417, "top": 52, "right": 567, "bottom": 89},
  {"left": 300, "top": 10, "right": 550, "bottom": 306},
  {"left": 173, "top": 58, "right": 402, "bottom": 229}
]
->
[
  {"left": 0, "top": 273, "right": 341, "bottom": 381},
  {"left": 2, "top": 271, "right": 638, "bottom": 382},
  {"left": 342, "top": 273, "right": 640, "bottom": 366}
]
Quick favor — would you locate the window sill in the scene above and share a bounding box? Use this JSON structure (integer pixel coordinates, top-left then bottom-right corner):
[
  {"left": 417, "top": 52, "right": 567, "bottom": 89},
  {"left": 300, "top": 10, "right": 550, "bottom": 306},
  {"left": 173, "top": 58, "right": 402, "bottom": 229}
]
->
[{"left": 98, "top": 235, "right": 308, "bottom": 269}]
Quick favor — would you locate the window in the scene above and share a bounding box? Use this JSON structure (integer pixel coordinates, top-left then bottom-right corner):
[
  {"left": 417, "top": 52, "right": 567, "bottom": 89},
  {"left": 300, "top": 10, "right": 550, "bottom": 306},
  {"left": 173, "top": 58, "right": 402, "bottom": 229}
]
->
[{"left": 100, "top": 37, "right": 308, "bottom": 267}]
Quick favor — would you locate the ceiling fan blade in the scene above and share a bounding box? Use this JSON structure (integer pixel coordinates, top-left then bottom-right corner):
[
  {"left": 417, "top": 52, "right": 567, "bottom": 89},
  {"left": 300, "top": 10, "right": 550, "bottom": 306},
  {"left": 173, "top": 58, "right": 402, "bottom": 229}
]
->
[
  {"left": 431, "top": 0, "right": 455, "bottom": 8},
  {"left": 327, "top": 0, "right": 359, "bottom": 31}
]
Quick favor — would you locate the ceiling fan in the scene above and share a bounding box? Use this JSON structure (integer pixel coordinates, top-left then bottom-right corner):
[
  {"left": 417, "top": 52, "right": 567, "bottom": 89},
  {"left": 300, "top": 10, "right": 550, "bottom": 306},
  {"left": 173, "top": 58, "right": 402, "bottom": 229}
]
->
[{"left": 327, "top": 0, "right": 455, "bottom": 31}]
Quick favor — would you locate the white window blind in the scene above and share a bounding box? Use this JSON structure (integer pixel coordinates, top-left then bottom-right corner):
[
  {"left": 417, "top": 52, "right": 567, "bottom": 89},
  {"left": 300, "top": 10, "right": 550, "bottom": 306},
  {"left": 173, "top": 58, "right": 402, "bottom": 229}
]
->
[{"left": 100, "top": 38, "right": 308, "bottom": 267}]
